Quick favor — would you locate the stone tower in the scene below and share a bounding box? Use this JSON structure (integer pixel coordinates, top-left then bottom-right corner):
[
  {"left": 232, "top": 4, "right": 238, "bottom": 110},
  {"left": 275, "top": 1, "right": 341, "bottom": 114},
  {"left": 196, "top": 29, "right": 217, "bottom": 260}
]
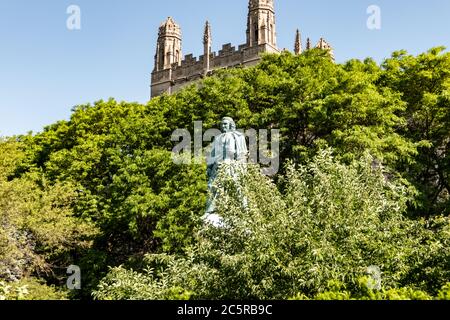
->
[
  {"left": 150, "top": 1, "right": 334, "bottom": 98},
  {"left": 316, "top": 37, "right": 335, "bottom": 61},
  {"left": 247, "top": 0, "right": 277, "bottom": 50},
  {"left": 151, "top": 17, "right": 182, "bottom": 96},
  {"left": 154, "top": 17, "right": 182, "bottom": 72},
  {"left": 294, "top": 29, "right": 302, "bottom": 55}
]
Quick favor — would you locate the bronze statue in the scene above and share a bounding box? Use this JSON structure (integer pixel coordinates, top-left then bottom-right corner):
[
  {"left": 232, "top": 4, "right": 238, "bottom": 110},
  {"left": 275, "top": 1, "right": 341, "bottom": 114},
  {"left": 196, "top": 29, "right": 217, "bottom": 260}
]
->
[{"left": 204, "top": 117, "right": 248, "bottom": 224}]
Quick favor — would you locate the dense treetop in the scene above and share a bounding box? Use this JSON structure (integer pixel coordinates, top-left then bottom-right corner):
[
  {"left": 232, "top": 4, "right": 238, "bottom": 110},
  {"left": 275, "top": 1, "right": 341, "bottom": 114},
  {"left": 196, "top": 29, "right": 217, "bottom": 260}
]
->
[{"left": 0, "top": 48, "right": 449, "bottom": 300}]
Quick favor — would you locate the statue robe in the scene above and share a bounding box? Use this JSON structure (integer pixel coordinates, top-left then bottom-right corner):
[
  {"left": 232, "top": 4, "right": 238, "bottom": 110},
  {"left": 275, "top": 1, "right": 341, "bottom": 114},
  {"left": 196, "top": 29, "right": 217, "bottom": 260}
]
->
[
  {"left": 207, "top": 131, "right": 248, "bottom": 184},
  {"left": 205, "top": 131, "right": 248, "bottom": 215}
]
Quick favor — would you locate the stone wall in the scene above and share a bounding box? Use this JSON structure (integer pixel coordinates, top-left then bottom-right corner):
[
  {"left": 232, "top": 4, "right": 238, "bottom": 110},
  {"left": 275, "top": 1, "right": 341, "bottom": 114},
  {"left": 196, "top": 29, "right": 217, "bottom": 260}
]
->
[{"left": 151, "top": 42, "right": 281, "bottom": 97}]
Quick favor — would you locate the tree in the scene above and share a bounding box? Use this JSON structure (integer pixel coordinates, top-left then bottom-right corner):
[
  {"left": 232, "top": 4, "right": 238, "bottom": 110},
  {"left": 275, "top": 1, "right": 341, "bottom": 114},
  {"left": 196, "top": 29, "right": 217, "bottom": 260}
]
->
[
  {"left": 381, "top": 47, "right": 450, "bottom": 216},
  {"left": 9, "top": 48, "right": 449, "bottom": 299},
  {"left": 93, "top": 150, "right": 450, "bottom": 300},
  {"left": 0, "top": 139, "right": 97, "bottom": 298}
]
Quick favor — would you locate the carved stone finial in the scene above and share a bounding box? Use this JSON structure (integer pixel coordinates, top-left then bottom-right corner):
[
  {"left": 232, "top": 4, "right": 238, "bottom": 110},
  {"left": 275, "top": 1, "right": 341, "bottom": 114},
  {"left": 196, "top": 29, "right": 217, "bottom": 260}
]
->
[
  {"left": 294, "top": 29, "right": 302, "bottom": 55},
  {"left": 203, "top": 20, "right": 211, "bottom": 45}
]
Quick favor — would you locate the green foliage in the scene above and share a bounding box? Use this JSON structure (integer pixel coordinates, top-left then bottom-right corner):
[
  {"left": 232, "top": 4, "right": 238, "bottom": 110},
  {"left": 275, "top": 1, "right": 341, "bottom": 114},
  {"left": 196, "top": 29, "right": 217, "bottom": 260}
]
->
[
  {"left": 437, "top": 283, "right": 450, "bottom": 300},
  {"left": 0, "top": 139, "right": 97, "bottom": 294},
  {"left": 93, "top": 262, "right": 192, "bottom": 300},
  {"left": 3, "top": 48, "right": 449, "bottom": 299},
  {"left": 291, "top": 278, "right": 435, "bottom": 300},
  {"left": 0, "top": 278, "right": 68, "bottom": 300},
  {"left": 381, "top": 47, "right": 450, "bottom": 216},
  {"left": 26, "top": 101, "right": 207, "bottom": 259},
  {"left": 0, "top": 138, "right": 26, "bottom": 180},
  {"left": 406, "top": 215, "right": 450, "bottom": 294},
  {"left": 93, "top": 151, "right": 450, "bottom": 300}
]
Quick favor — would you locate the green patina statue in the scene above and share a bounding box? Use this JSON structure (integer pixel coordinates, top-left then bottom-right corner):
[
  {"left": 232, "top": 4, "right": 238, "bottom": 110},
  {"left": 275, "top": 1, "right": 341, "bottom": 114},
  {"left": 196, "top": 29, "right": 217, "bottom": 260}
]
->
[{"left": 204, "top": 117, "right": 248, "bottom": 224}]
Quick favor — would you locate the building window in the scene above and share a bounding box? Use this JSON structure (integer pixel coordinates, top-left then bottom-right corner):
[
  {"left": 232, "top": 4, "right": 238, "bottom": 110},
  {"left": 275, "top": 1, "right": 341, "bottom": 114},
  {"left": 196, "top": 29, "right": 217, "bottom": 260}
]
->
[{"left": 270, "top": 24, "right": 274, "bottom": 43}]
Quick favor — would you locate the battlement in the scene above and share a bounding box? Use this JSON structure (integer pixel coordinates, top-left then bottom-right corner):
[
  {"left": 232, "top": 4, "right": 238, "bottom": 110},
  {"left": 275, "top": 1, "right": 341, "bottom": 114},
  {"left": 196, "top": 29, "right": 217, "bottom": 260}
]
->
[
  {"left": 181, "top": 54, "right": 198, "bottom": 65},
  {"left": 218, "top": 43, "right": 236, "bottom": 55},
  {"left": 150, "top": 0, "right": 334, "bottom": 98},
  {"left": 151, "top": 42, "right": 284, "bottom": 97},
  {"left": 152, "top": 44, "right": 241, "bottom": 95},
  {"left": 176, "top": 43, "right": 241, "bottom": 67}
]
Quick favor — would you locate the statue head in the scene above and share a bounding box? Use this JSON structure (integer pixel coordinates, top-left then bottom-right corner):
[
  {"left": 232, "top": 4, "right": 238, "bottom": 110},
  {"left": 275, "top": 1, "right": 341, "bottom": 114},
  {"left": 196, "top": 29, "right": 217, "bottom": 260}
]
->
[{"left": 221, "top": 117, "right": 236, "bottom": 133}]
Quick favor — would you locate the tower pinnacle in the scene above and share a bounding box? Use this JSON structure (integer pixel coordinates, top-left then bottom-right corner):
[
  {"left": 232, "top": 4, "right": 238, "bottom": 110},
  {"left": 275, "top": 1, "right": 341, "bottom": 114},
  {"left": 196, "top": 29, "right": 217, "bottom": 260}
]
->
[
  {"left": 316, "top": 37, "right": 335, "bottom": 61},
  {"left": 203, "top": 20, "right": 211, "bottom": 45},
  {"left": 246, "top": 0, "right": 277, "bottom": 49},
  {"left": 203, "top": 21, "right": 212, "bottom": 74},
  {"left": 294, "top": 29, "right": 302, "bottom": 55},
  {"left": 306, "top": 37, "right": 311, "bottom": 50},
  {"left": 155, "top": 17, "right": 182, "bottom": 71}
]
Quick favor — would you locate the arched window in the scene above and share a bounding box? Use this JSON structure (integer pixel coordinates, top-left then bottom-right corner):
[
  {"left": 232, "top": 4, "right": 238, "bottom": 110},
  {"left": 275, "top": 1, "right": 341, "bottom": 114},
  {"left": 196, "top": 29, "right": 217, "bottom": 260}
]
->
[
  {"left": 270, "top": 24, "right": 273, "bottom": 43},
  {"left": 159, "top": 47, "right": 165, "bottom": 69}
]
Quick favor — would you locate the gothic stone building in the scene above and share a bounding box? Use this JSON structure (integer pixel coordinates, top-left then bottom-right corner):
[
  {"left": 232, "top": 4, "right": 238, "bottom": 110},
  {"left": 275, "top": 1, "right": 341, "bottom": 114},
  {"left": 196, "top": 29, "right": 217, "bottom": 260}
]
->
[{"left": 150, "top": 0, "right": 333, "bottom": 98}]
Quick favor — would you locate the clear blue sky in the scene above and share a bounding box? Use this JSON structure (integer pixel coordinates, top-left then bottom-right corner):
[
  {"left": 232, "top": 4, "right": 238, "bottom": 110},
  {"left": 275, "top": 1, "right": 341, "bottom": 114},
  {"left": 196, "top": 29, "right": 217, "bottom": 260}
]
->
[{"left": 0, "top": 0, "right": 449, "bottom": 136}]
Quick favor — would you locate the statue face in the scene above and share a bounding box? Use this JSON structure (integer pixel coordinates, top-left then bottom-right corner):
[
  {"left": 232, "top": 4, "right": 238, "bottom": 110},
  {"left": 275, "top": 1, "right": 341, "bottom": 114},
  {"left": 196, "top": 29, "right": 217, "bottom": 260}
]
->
[{"left": 221, "top": 119, "right": 233, "bottom": 133}]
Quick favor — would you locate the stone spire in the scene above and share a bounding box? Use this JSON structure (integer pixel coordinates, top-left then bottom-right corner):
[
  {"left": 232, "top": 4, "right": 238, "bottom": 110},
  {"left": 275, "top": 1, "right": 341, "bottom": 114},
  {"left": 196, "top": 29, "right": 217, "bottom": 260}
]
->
[
  {"left": 203, "top": 20, "right": 212, "bottom": 74},
  {"left": 294, "top": 29, "right": 302, "bottom": 55},
  {"left": 316, "top": 37, "right": 326, "bottom": 49},
  {"left": 306, "top": 37, "right": 311, "bottom": 50},
  {"left": 155, "top": 17, "right": 182, "bottom": 71},
  {"left": 316, "top": 37, "right": 335, "bottom": 61},
  {"left": 203, "top": 20, "right": 212, "bottom": 45},
  {"left": 247, "top": 0, "right": 277, "bottom": 48}
]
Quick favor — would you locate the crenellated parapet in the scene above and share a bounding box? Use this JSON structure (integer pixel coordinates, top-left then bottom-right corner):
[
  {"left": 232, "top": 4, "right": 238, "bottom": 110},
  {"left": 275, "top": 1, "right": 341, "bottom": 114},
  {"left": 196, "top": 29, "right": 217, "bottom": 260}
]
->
[
  {"left": 150, "top": 0, "right": 335, "bottom": 98},
  {"left": 151, "top": 41, "right": 277, "bottom": 97}
]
